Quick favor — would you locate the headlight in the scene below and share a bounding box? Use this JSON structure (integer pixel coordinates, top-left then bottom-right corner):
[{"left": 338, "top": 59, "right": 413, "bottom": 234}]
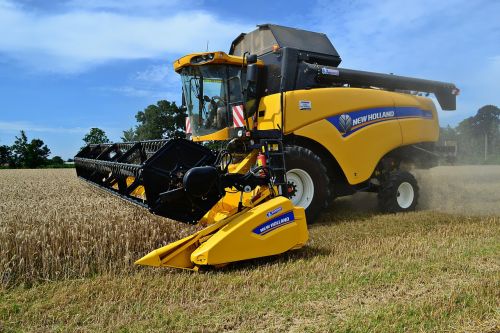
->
[{"left": 190, "top": 53, "right": 215, "bottom": 64}]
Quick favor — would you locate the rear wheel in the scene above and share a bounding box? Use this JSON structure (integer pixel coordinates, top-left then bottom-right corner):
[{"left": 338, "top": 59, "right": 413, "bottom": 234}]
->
[
  {"left": 378, "top": 170, "right": 419, "bottom": 213},
  {"left": 285, "top": 146, "right": 331, "bottom": 223}
]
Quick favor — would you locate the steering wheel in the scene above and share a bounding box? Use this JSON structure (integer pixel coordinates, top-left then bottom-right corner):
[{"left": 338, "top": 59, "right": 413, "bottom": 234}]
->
[{"left": 205, "top": 95, "right": 225, "bottom": 107}]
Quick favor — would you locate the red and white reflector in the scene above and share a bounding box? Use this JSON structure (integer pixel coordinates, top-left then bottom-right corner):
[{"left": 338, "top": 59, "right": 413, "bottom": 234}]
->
[
  {"left": 185, "top": 116, "right": 192, "bottom": 134},
  {"left": 232, "top": 104, "right": 245, "bottom": 128},
  {"left": 451, "top": 88, "right": 460, "bottom": 96}
]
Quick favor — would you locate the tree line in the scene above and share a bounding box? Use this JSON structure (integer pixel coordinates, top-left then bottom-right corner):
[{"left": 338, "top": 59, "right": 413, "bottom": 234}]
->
[
  {"left": 0, "top": 100, "right": 185, "bottom": 169},
  {"left": 80, "top": 100, "right": 186, "bottom": 145},
  {"left": 0, "top": 131, "right": 65, "bottom": 168},
  {"left": 440, "top": 105, "right": 500, "bottom": 164}
]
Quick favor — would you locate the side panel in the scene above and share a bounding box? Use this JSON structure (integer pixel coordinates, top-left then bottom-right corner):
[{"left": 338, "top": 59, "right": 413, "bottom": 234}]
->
[
  {"left": 284, "top": 88, "right": 397, "bottom": 133},
  {"left": 294, "top": 119, "right": 402, "bottom": 184},
  {"left": 285, "top": 88, "right": 402, "bottom": 184},
  {"left": 191, "top": 196, "right": 308, "bottom": 265},
  {"left": 259, "top": 88, "right": 439, "bottom": 185},
  {"left": 392, "top": 93, "right": 440, "bottom": 144},
  {"left": 257, "top": 93, "right": 282, "bottom": 130}
]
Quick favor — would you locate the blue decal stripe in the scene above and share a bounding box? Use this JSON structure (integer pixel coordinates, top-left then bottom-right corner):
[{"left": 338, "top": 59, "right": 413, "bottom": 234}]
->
[
  {"left": 259, "top": 220, "right": 294, "bottom": 235},
  {"left": 253, "top": 211, "right": 295, "bottom": 235},
  {"left": 327, "top": 107, "right": 433, "bottom": 137}
]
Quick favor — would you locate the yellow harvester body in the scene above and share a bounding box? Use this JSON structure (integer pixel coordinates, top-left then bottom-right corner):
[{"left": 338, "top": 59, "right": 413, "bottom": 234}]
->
[{"left": 77, "top": 25, "right": 457, "bottom": 271}]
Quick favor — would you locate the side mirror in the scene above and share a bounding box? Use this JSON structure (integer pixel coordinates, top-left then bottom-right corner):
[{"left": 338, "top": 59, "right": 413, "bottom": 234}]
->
[{"left": 247, "top": 64, "right": 259, "bottom": 83}]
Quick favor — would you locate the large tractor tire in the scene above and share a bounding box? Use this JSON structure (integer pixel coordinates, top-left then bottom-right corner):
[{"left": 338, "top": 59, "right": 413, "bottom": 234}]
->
[
  {"left": 285, "top": 146, "right": 332, "bottom": 223},
  {"left": 378, "top": 170, "right": 419, "bottom": 213}
]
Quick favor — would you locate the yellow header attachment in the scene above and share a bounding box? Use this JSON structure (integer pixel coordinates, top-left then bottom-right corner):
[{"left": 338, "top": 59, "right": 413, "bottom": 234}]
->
[{"left": 173, "top": 51, "right": 263, "bottom": 72}]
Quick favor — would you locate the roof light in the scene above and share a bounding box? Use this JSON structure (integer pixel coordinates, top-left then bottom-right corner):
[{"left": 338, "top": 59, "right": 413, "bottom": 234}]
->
[{"left": 190, "top": 53, "right": 215, "bottom": 64}]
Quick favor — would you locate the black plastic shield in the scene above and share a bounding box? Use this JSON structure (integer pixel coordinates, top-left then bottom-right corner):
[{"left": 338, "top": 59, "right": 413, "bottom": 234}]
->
[{"left": 75, "top": 139, "right": 218, "bottom": 223}]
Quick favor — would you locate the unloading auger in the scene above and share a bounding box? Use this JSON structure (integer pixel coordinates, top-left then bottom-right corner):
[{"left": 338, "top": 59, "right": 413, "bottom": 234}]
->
[{"left": 75, "top": 24, "right": 458, "bottom": 270}]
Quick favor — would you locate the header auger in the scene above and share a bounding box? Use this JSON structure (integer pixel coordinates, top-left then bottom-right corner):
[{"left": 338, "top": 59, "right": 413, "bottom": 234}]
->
[{"left": 75, "top": 24, "right": 458, "bottom": 270}]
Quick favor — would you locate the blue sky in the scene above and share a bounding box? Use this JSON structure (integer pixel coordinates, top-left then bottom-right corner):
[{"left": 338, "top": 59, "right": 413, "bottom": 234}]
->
[{"left": 0, "top": 0, "right": 499, "bottom": 159}]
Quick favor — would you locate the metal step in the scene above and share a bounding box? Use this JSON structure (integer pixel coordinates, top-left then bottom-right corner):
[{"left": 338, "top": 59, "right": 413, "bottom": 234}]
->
[{"left": 259, "top": 138, "right": 288, "bottom": 198}]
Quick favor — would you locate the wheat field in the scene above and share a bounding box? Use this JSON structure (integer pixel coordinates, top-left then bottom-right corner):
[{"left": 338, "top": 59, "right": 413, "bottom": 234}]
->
[
  {"left": 0, "top": 167, "right": 499, "bottom": 332},
  {"left": 0, "top": 169, "right": 198, "bottom": 286}
]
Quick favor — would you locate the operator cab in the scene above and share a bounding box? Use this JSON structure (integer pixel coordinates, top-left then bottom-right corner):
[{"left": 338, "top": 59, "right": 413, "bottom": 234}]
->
[
  {"left": 174, "top": 51, "right": 262, "bottom": 140},
  {"left": 180, "top": 64, "right": 246, "bottom": 137}
]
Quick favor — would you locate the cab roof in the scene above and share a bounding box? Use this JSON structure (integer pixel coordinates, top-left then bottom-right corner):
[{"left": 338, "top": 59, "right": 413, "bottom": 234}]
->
[{"left": 173, "top": 51, "right": 263, "bottom": 72}]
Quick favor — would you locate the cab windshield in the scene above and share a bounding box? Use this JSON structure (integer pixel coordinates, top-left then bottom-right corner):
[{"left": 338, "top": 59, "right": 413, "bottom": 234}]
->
[{"left": 181, "top": 65, "right": 245, "bottom": 136}]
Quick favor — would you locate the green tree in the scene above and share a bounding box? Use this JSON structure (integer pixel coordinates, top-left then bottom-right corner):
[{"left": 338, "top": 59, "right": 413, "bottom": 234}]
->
[
  {"left": 0, "top": 145, "right": 13, "bottom": 166},
  {"left": 83, "top": 128, "right": 109, "bottom": 145},
  {"left": 11, "top": 130, "right": 51, "bottom": 168},
  {"left": 121, "top": 127, "right": 138, "bottom": 142},
  {"left": 472, "top": 105, "right": 500, "bottom": 161},
  {"left": 11, "top": 131, "right": 28, "bottom": 166},
  {"left": 455, "top": 105, "right": 500, "bottom": 163},
  {"left": 51, "top": 156, "right": 65, "bottom": 165},
  {"left": 124, "top": 100, "right": 186, "bottom": 141}
]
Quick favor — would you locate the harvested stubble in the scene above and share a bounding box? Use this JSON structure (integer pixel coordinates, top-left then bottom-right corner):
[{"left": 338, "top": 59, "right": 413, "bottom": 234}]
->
[{"left": 0, "top": 169, "right": 197, "bottom": 286}]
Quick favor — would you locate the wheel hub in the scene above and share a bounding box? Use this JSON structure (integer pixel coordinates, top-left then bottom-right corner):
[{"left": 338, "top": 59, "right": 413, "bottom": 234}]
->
[
  {"left": 287, "top": 182, "right": 297, "bottom": 198},
  {"left": 286, "top": 168, "right": 315, "bottom": 209},
  {"left": 396, "top": 181, "right": 414, "bottom": 209}
]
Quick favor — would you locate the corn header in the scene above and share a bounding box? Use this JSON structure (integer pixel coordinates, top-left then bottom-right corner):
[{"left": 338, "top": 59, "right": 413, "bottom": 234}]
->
[{"left": 75, "top": 24, "right": 458, "bottom": 270}]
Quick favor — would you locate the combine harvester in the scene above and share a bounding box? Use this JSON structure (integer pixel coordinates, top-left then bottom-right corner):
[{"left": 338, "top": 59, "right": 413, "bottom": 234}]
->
[{"left": 75, "top": 25, "right": 458, "bottom": 270}]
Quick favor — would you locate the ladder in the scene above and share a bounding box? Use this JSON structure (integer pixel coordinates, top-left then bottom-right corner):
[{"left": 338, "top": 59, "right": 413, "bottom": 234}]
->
[{"left": 259, "top": 138, "right": 289, "bottom": 198}]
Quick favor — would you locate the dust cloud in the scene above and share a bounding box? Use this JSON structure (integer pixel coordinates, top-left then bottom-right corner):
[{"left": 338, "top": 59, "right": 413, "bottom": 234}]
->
[
  {"left": 414, "top": 165, "right": 500, "bottom": 215},
  {"left": 332, "top": 165, "right": 500, "bottom": 216}
]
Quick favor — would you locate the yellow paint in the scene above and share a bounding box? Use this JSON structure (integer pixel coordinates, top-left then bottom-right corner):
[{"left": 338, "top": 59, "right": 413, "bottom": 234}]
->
[
  {"left": 282, "top": 88, "right": 395, "bottom": 133},
  {"left": 135, "top": 216, "right": 234, "bottom": 269},
  {"left": 191, "top": 127, "right": 230, "bottom": 142},
  {"left": 125, "top": 177, "right": 146, "bottom": 199},
  {"left": 393, "top": 94, "right": 439, "bottom": 144},
  {"left": 227, "top": 150, "right": 258, "bottom": 174},
  {"left": 173, "top": 51, "right": 264, "bottom": 72},
  {"left": 255, "top": 88, "right": 439, "bottom": 184},
  {"left": 256, "top": 94, "right": 282, "bottom": 130},
  {"left": 192, "top": 197, "right": 307, "bottom": 265}
]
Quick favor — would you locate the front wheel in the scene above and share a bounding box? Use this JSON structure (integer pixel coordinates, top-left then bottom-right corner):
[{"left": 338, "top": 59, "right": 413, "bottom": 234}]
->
[
  {"left": 285, "top": 146, "right": 332, "bottom": 223},
  {"left": 378, "top": 170, "right": 419, "bottom": 213}
]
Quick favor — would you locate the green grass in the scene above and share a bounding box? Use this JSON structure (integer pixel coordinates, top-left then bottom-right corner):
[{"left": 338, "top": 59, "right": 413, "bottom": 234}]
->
[{"left": 0, "top": 168, "right": 499, "bottom": 332}]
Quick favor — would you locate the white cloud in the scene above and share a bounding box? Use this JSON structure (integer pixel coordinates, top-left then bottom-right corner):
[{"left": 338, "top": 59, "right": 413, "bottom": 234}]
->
[
  {"left": 313, "top": 0, "right": 498, "bottom": 72},
  {"left": 0, "top": 0, "right": 251, "bottom": 73},
  {"left": 94, "top": 63, "right": 182, "bottom": 100},
  {"left": 0, "top": 120, "right": 88, "bottom": 134},
  {"left": 135, "top": 64, "right": 169, "bottom": 83},
  {"left": 134, "top": 64, "right": 181, "bottom": 88},
  {"left": 96, "top": 86, "right": 159, "bottom": 98},
  {"left": 65, "top": 0, "right": 187, "bottom": 13}
]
